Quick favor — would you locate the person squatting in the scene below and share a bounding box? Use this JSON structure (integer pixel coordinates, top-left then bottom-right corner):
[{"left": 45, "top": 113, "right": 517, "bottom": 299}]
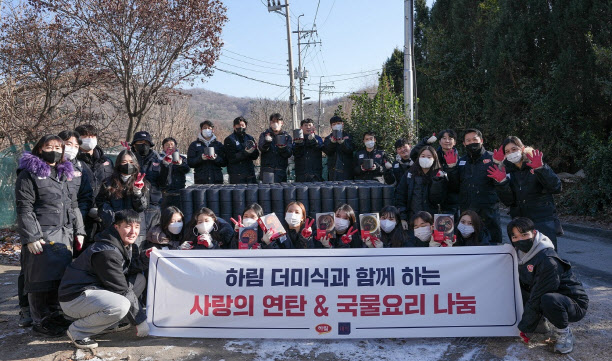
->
[{"left": 14, "top": 117, "right": 585, "bottom": 354}]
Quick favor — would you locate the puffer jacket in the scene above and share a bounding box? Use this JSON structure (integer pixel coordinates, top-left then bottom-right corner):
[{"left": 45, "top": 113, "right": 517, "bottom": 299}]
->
[
  {"left": 322, "top": 132, "right": 354, "bottom": 181},
  {"left": 258, "top": 129, "right": 293, "bottom": 183},
  {"left": 134, "top": 149, "right": 164, "bottom": 205},
  {"left": 15, "top": 152, "right": 75, "bottom": 292},
  {"left": 224, "top": 132, "right": 260, "bottom": 184},
  {"left": 446, "top": 146, "right": 499, "bottom": 209},
  {"left": 395, "top": 168, "right": 447, "bottom": 221},
  {"left": 187, "top": 136, "right": 227, "bottom": 185}
]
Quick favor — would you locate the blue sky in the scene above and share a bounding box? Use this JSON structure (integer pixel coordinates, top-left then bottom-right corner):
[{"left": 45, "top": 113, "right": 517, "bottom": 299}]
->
[{"left": 197, "top": 0, "right": 432, "bottom": 101}]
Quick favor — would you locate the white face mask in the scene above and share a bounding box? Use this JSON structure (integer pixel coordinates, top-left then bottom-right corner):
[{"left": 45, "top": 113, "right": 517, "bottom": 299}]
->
[
  {"left": 270, "top": 123, "right": 281, "bottom": 131},
  {"left": 457, "top": 223, "right": 475, "bottom": 238},
  {"left": 196, "top": 221, "right": 215, "bottom": 234},
  {"left": 81, "top": 138, "right": 97, "bottom": 151},
  {"left": 414, "top": 226, "right": 432, "bottom": 242},
  {"left": 242, "top": 218, "right": 257, "bottom": 227},
  {"left": 168, "top": 222, "right": 183, "bottom": 235},
  {"left": 120, "top": 174, "right": 131, "bottom": 183},
  {"left": 335, "top": 217, "right": 350, "bottom": 232},
  {"left": 506, "top": 151, "right": 522, "bottom": 164},
  {"left": 419, "top": 157, "right": 434, "bottom": 169},
  {"left": 364, "top": 141, "right": 375, "bottom": 149},
  {"left": 201, "top": 129, "right": 213, "bottom": 138},
  {"left": 285, "top": 212, "right": 302, "bottom": 227},
  {"left": 381, "top": 220, "right": 396, "bottom": 233},
  {"left": 64, "top": 146, "right": 78, "bottom": 161},
  {"left": 332, "top": 124, "right": 343, "bottom": 131}
]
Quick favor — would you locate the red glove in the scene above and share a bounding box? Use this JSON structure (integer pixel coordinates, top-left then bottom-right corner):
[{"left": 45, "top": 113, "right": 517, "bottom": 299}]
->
[
  {"left": 486, "top": 165, "right": 507, "bottom": 183},
  {"left": 519, "top": 331, "right": 530, "bottom": 344},
  {"left": 433, "top": 230, "right": 446, "bottom": 246},
  {"left": 341, "top": 227, "right": 358, "bottom": 244},
  {"left": 230, "top": 215, "right": 244, "bottom": 232},
  {"left": 493, "top": 145, "right": 505, "bottom": 164},
  {"left": 443, "top": 149, "right": 458, "bottom": 166},
  {"left": 134, "top": 173, "right": 146, "bottom": 189},
  {"left": 145, "top": 248, "right": 153, "bottom": 258},
  {"left": 197, "top": 234, "right": 211, "bottom": 248},
  {"left": 301, "top": 219, "right": 314, "bottom": 238},
  {"left": 120, "top": 141, "right": 130, "bottom": 150},
  {"left": 526, "top": 149, "right": 544, "bottom": 169}
]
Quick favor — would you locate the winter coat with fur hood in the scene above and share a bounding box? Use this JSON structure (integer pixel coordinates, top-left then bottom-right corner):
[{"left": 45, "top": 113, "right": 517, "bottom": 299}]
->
[{"left": 15, "top": 152, "right": 76, "bottom": 292}]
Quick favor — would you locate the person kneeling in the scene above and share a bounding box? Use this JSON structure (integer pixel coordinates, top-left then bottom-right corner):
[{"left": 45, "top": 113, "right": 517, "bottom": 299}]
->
[
  {"left": 508, "top": 217, "right": 588, "bottom": 354},
  {"left": 58, "top": 210, "right": 149, "bottom": 349}
]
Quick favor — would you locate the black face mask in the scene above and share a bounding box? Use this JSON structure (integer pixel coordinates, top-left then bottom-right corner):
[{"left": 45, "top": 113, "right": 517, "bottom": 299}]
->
[
  {"left": 134, "top": 144, "right": 150, "bottom": 156},
  {"left": 41, "top": 150, "right": 62, "bottom": 164},
  {"left": 513, "top": 238, "right": 534, "bottom": 253},
  {"left": 235, "top": 127, "right": 245, "bottom": 135},
  {"left": 118, "top": 163, "right": 137, "bottom": 176},
  {"left": 466, "top": 142, "right": 482, "bottom": 155}
]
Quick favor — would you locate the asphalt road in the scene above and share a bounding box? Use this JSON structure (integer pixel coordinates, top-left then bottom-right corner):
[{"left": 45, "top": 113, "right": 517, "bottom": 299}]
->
[{"left": 0, "top": 222, "right": 610, "bottom": 361}]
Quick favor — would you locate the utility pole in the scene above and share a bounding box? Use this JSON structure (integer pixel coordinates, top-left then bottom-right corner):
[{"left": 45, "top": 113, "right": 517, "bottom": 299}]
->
[
  {"left": 268, "top": 0, "right": 298, "bottom": 129},
  {"left": 293, "top": 16, "right": 319, "bottom": 126},
  {"left": 404, "top": 0, "right": 415, "bottom": 139},
  {"left": 317, "top": 77, "right": 334, "bottom": 134}
]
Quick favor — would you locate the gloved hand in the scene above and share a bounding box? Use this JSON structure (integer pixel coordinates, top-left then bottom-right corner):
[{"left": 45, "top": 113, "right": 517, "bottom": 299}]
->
[
  {"left": 180, "top": 241, "right": 194, "bottom": 250},
  {"left": 162, "top": 151, "right": 172, "bottom": 165},
  {"left": 401, "top": 220, "right": 409, "bottom": 230},
  {"left": 230, "top": 215, "right": 244, "bottom": 232},
  {"left": 426, "top": 133, "right": 437, "bottom": 144},
  {"left": 145, "top": 248, "right": 154, "bottom": 258},
  {"left": 341, "top": 227, "right": 358, "bottom": 245},
  {"left": 28, "top": 239, "right": 45, "bottom": 254},
  {"left": 337, "top": 137, "right": 345, "bottom": 144},
  {"left": 365, "top": 237, "right": 382, "bottom": 248},
  {"left": 75, "top": 235, "right": 84, "bottom": 251},
  {"left": 444, "top": 236, "right": 456, "bottom": 247},
  {"left": 493, "top": 145, "right": 505, "bottom": 164},
  {"left": 262, "top": 229, "right": 275, "bottom": 245},
  {"left": 301, "top": 219, "right": 314, "bottom": 238},
  {"left": 444, "top": 149, "right": 458, "bottom": 167},
  {"left": 432, "top": 230, "right": 446, "bottom": 247},
  {"left": 136, "top": 321, "right": 149, "bottom": 337},
  {"left": 87, "top": 207, "right": 98, "bottom": 219},
  {"left": 519, "top": 331, "right": 530, "bottom": 344},
  {"left": 320, "top": 235, "right": 332, "bottom": 248},
  {"left": 526, "top": 149, "right": 544, "bottom": 169},
  {"left": 434, "top": 169, "right": 447, "bottom": 179},
  {"left": 265, "top": 134, "right": 273, "bottom": 143},
  {"left": 487, "top": 165, "right": 507, "bottom": 183},
  {"left": 133, "top": 173, "right": 145, "bottom": 194},
  {"left": 384, "top": 160, "right": 392, "bottom": 170},
  {"left": 429, "top": 239, "right": 441, "bottom": 247},
  {"left": 197, "top": 234, "right": 214, "bottom": 248},
  {"left": 308, "top": 133, "right": 315, "bottom": 140},
  {"left": 330, "top": 136, "right": 338, "bottom": 143}
]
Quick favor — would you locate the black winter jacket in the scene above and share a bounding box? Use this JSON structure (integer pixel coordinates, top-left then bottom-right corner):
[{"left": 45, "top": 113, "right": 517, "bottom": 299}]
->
[
  {"left": 67, "top": 158, "right": 93, "bottom": 237},
  {"left": 58, "top": 226, "right": 147, "bottom": 325},
  {"left": 518, "top": 247, "right": 588, "bottom": 332},
  {"left": 284, "top": 221, "right": 315, "bottom": 249},
  {"left": 76, "top": 147, "right": 114, "bottom": 199},
  {"left": 134, "top": 149, "right": 164, "bottom": 205},
  {"left": 322, "top": 132, "right": 354, "bottom": 181},
  {"left": 380, "top": 227, "right": 417, "bottom": 247},
  {"left": 16, "top": 153, "right": 76, "bottom": 292},
  {"left": 353, "top": 148, "right": 394, "bottom": 184},
  {"left": 395, "top": 168, "right": 448, "bottom": 221},
  {"left": 293, "top": 135, "right": 324, "bottom": 182},
  {"left": 495, "top": 160, "right": 561, "bottom": 222},
  {"left": 95, "top": 177, "right": 150, "bottom": 246},
  {"left": 224, "top": 132, "right": 260, "bottom": 184},
  {"left": 454, "top": 227, "right": 491, "bottom": 247},
  {"left": 187, "top": 137, "right": 227, "bottom": 185},
  {"left": 159, "top": 154, "right": 190, "bottom": 192},
  {"left": 391, "top": 159, "right": 412, "bottom": 186},
  {"left": 258, "top": 129, "right": 293, "bottom": 183},
  {"left": 184, "top": 218, "right": 235, "bottom": 250},
  {"left": 446, "top": 146, "right": 499, "bottom": 209}
]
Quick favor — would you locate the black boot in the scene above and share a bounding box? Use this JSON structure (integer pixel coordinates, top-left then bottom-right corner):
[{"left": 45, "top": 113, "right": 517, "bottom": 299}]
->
[{"left": 18, "top": 307, "right": 33, "bottom": 327}]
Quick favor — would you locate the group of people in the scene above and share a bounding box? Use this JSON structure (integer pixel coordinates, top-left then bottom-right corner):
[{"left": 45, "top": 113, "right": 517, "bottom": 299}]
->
[{"left": 14, "top": 116, "right": 587, "bottom": 354}]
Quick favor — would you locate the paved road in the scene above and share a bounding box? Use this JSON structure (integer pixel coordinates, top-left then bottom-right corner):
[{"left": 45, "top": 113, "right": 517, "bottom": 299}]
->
[{"left": 0, "top": 223, "right": 610, "bottom": 361}]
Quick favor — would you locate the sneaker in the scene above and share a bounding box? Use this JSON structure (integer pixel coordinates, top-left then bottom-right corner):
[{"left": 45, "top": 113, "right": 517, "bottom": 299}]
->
[
  {"left": 18, "top": 307, "right": 33, "bottom": 327},
  {"left": 67, "top": 330, "right": 98, "bottom": 349},
  {"left": 99, "top": 321, "right": 131, "bottom": 334},
  {"left": 534, "top": 317, "right": 552, "bottom": 334},
  {"left": 32, "top": 322, "right": 65, "bottom": 337},
  {"left": 554, "top": 327, "right": 574, "bottom": 354}
]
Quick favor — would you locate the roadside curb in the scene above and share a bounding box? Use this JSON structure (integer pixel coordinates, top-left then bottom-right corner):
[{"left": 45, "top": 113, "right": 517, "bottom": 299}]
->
[{"left": 500, "top": 215, "right": 612, "bottom": 239}]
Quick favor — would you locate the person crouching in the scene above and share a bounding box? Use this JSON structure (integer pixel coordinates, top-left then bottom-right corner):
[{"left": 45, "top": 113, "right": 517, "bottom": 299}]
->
[{"left": 58, "top": 210, "right": 149, "bottom": 349}]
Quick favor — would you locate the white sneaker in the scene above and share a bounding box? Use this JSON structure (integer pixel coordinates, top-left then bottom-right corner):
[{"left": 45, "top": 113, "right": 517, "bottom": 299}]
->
[
  {"left": 554, "top": 327, "right": 574, "bottom": 354},
  {"left": 67, "top": 329, "right": 98, "bottom": 349}
]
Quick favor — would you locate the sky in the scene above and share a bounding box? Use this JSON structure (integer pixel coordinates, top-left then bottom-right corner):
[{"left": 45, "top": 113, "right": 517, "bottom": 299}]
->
[{"left": 197, "top": 0, "right": 432, "bottom": 101}]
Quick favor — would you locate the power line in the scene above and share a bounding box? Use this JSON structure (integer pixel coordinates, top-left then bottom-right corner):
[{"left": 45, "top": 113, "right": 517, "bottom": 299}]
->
[
  {"left": 221, "top": 53, "right": 287, "bottom": 71},
  {"left": 312, "top": 68, "right": 381, "bottom": 78},
  {"left": 320, "top": 0, "right": 336, "bottom": 29},
  {"left": 223, "top": 48, "right": 285, "bottom": 67},
  {"left": 214, "top": 67, "right": 288, "bottom": 88},
  {"left": 319, "top": 72, "right": 380, "bottom": 84},
  {"left": 217, "top": 61, "right": 287, "bottom": 76}
]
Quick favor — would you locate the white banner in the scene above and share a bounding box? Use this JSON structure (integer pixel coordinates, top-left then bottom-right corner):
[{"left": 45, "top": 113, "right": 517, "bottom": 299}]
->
[{"left": 146, "top": 245, "right": 523, "bottom": 339}]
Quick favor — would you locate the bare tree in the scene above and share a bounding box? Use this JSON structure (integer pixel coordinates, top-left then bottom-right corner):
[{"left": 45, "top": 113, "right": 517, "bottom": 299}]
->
[{"left": 33, "top": 0, "right": 227, "bottom": 141}]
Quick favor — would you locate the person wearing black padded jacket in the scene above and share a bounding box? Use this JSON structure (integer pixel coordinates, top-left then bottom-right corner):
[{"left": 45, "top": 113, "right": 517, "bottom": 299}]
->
[
  {"left": 283, "top": 201, "right": 314, "bottom": 249},
  {"left": 315, "top": 204, "right": 363, "bottom": 249},
  {"left": 224, "top": 117, "right": 260, "bottom": 184}
]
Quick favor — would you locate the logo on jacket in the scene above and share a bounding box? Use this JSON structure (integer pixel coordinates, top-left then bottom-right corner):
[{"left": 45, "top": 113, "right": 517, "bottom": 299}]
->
[
  {"left": 527, "top": 265, "right": 534, "bottom": 272},
  {"left": 530, "top": 169, "right": 535, "bottom": 174},
  {"left": 483, "top": 159, "right": 491, "bottom": 164},
  {"left": 375, "top": 154, "right": 381, "bottom": 158},
  {"left": 152, "top": 162, "right": 159, "bottom": 167},
  {"left": 103, "top": 161, "right": 110, "bottom": 166},
  {"left": 73, "top": 171, "right": 82, "bottom": 177},
  {"left": 236, "top": 141, "right": 240, "bottom": 146}
]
